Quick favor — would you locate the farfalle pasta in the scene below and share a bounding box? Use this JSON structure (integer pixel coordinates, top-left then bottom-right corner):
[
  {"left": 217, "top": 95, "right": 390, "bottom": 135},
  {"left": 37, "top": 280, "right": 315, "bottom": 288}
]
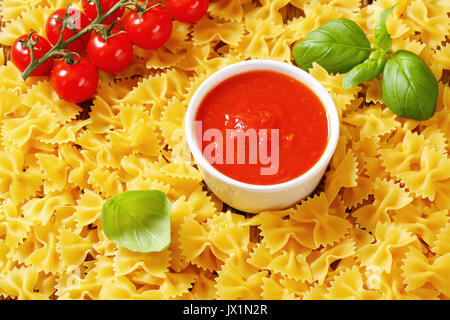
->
[
  {"left": 352, "top": 178, "right": 412, "bottom": 231},
  {"left": 0, "top": 0, "right": 449, "bottom": 301}
]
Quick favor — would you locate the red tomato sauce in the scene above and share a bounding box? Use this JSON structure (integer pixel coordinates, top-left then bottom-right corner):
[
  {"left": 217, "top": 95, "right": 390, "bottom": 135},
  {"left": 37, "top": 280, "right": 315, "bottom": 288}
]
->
[{"left": 195, "top": 70, "right": 328, "bottom": 185}]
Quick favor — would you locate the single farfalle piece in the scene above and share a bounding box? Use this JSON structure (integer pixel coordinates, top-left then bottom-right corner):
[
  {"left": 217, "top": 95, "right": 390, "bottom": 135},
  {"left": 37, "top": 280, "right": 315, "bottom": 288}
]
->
[
  {"left": 379, "top": 130, "right": 425, "bottom": 174},
  {"left": 430, "top": 43, "right": 450, "bottom": 81},
  {"left": 1, "top": 102, "right": 59, "bottom": 148},
  {"left": 160, "top": 97, "right": 187, "bottom": 149},
  {"left": 402, "top": 247, "right": 450, "bottom": 297},
  {"left": 290, "top": 192, "right": 352, "bottom": 248},
  {"left": 308, "top": 238, "right": 356, "bottom": 285},
  {"left": 246, "top": 0, "right": 290, "bottom": 25},
  {"left": 179, "top": 215, "right": 225, "bottom": 271},
  {"left": 290, "top": 2, "right": 343, "bottom": 38},
  {"left": 54, "top": 262, "right": 100, "bottom": 300},
  {"left": 14, "top": 223, "right": 65, "bottom": 273},
  {"left": 342, "top": 175, "right": 374, "bottom": 210},
  {"left": 324, "top": 149, "right": 358, "bottom": 203},
  {"left": 56, "top": 228, "right": 95, "bottom": 267},
  {"left": 262, "top": 275, "right": 298, "bottom": 300},
  {"left": 35, "top": 152, "right": 70, "bottom": 193},
  {"left": 164, "top": 20, "right": 191, "bottom": 53},
  {"left": 0, "top": 149, "right": 43, "bottom": 204},
  {"left": 215, "top": 255, "right": 268, "bottom": 300},
  {"left": 432, "top": 223, "right": 450, "bottom": 255},
  {"left": 0, "top": 88, "right": 22, "bottom": 119},
  {"left": 0, "top": 266, "right": 49, "bottom": 299},
  {"left": 208, "top": 0, "right": 249, "bottom": 22},
  {"left": 268, "top": 25, "right": 300, "bottom": 62},
  {"left": 352, "top": 178, "right": 413, "bottom": 232},
  {"left": 266, "top": 240, "right": 313, "bottom": 283},
  {"left": 76, "top": 131, "right": 121, "bottom": 169},
  {"left": 0, "top": 62, "right": 42, "bottom": 93},
  {"left": 397, "top": 146, "right": 450, "bottom": 200},
  {"left": 134, "top": 46, "right": 183, "bottom": 70},
  {"left": 343, "top": 104, "right": 401, "bottom": 140},
  {"left": 87, "top": 167, "right": 124, "bottom": 198},
  {"left": 247, "top": 240, "right": 273, "bottom": 270},
  {"left": 0, "top": 198, "right": 32, "bottom": 249},
  {"left": 423, "top": 85, "right": 449, "bottom": 150},
  {"left": 190, "top": 268, "right": 218, "bottom": 300},
  {"left": 87, "top": 95, "right": 122, "bottom": 134},
  {"left": 113, "top": 246, "right": 171, "bottom": 279},
  {"left": 159, "top": 271, "right": 197, "bottom": 299},
  {"left": 23, "top": 81, "right": 82, "bottom": 123},
  {"left": 120, "top": 69, "right": 189, "bottom": 107},
  {"left": 253, "top": 211, "right": 316, "bottom": 253},
  {"left": 108, "top": 104, "right": 162, "bottom": 158},
  {"left": 210, "top": 223, "right": 251, "bottom": 262},
  {"left": 73, "top": 189, "right": 104, "bottom": 229},
  {"left": 325, "top": 266, "right": 381, "bottom": 300},
  {"left": 357, "top": 222, "right": 419, "bottom": 274},
  {"left": 391, "top": 37, "right": 426, "bottom": 55},
  {"left": 420, "top": 125, "right": 448, "bottom": 155},
  {"left": 193, "top": 16, "right": 244, "bottom": 47},
  {"left": 97, "top": 275, "right": 164, "bottom": 300},
  {"left": 39, "top": 119, "right": 92, "bottom": 145},
  {"left": 168, "top": 196, "right": 194, "bottom": 273},
  {"left": 236, "top": 18, "right": 284, "bottom": 59},
  {"left": 394, "top": 203, "right": 449, "bottom": 247},
  {"left": 21, "top": 190, "right": 75, "bottom": 226},
  {"left": 57, "top": 144, "right": 90, "bottom": 190}
]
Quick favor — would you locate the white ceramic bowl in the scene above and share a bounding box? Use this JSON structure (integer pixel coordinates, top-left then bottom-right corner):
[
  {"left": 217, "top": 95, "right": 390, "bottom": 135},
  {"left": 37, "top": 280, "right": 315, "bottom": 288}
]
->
[{"left": 185, "top": 60, "right": 339, "bottom": 213}]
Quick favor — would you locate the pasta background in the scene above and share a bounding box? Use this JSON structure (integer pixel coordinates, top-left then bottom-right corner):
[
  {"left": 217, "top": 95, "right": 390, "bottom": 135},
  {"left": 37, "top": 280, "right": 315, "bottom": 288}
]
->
[{"left": 0, "top": 0, "right": 449, "bottom": 300}]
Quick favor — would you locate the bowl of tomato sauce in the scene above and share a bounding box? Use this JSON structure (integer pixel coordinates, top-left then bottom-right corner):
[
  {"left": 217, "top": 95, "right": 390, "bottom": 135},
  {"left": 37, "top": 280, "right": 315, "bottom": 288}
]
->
[{"left": 185, "top": 60, "right": 339, "bottom": 213}]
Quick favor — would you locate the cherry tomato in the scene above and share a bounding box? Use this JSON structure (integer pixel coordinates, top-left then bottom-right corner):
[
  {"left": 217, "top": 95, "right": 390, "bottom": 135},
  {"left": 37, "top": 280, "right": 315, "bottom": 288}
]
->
[
  {"left": 124, "top": 5, "right": 172, "bottom": 50},
  {"left": 82, "top": 0, "right": 125, "bottom": 25},
  {"left": 51, "top": 57, "right": 99, "bottom": 103},
  {"left": 166, "top": 0, "right": 209, "bottom": 23},
  {"left": 87, "top": 30, "right": 133, "bottom": 73},
  {"left": 11, "top": 33, "right": 54, "bottom": 76},
  {"left": 46, "top": 8, "right": 90, "bottom": 53}
]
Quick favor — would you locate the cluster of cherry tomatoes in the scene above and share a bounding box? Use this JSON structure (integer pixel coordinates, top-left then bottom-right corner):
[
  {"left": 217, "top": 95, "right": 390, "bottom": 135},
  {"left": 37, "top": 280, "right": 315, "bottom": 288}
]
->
[{"left": 11, "top": 0, "right": 209, "bottom": 103}]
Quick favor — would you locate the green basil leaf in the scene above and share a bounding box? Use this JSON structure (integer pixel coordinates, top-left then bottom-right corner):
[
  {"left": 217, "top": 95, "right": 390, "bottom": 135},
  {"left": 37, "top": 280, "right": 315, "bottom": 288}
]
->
[
  {"left": 343, "top": 49, "right": 388, "bottom": 89},
  {"left": 373, "top": 4, "right": 397, "bottom": 51},
  {"left": 382, "top": 50, "right": 438, "bottom": 120},
  {"left": 293, "top": 19, "right": 372, "bottom": 74},
  {"left": 101, "top": 190, "right": 172, "bottom": 253}
]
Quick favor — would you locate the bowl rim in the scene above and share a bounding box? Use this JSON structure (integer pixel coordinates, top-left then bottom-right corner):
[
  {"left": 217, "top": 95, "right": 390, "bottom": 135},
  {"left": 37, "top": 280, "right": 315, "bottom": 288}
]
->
[{"left": 185, "top": 59, "right": 340, "bottom": 193}]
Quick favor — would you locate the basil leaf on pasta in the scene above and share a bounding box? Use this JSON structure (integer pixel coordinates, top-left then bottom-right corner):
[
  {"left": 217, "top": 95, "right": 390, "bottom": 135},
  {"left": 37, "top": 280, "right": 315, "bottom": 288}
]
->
[
  {"left": 343, "top": 49, "right": 388, "bottom": 89},
  {"left": 382, "top": 50, "right": 438, "bottom": 120},
  {"left": 373, "top": 4, "right": 396, "bottom": 51},
  {"left": 293, "top": 19, "right": 372, "bottom": 74},
  {"left": 101, "top": 190, "right": 172, "bottom": 253}
]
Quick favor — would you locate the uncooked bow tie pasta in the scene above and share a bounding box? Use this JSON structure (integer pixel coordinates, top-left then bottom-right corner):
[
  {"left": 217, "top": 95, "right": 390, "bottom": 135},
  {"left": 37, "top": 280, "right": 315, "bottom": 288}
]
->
[{"left": 0, "top": 0, "right": 449, "bottom": 300}]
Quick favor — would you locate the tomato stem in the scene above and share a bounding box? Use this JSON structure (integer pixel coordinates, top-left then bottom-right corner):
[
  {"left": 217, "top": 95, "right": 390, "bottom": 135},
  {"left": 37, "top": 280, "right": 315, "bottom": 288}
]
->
[
  {"left": 127, "top": 0, "right": 162, "bottom": 19},
  {"left": 21, "top": 0, "right": 139, "bottom": 80},
  {"left": 92, "top": 21, "right": 126, "bottom": 42},
  {"left": 19, "top": 31, "right": 39, "bottom": 62}
]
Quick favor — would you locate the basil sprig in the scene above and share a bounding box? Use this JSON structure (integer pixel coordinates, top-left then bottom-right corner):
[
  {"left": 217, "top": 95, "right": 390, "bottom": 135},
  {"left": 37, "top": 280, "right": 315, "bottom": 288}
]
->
[
  {"left": 343, "top": 49, "right": 388, "bottom": 90},
  {"left": 293, "top": 4, "right": 438, "bottom": 121},
  {"left": 382, "top": 50, "right": 438, "bottom": 120},
  {"left": 101, "top": 190, "right": 172, "bottom": 253},
  {"left": 373, "top": 4, "right": 396, "bottom": 51},
  {"left": 293, "top": 19, "right": 371, "bottom": 74}
]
